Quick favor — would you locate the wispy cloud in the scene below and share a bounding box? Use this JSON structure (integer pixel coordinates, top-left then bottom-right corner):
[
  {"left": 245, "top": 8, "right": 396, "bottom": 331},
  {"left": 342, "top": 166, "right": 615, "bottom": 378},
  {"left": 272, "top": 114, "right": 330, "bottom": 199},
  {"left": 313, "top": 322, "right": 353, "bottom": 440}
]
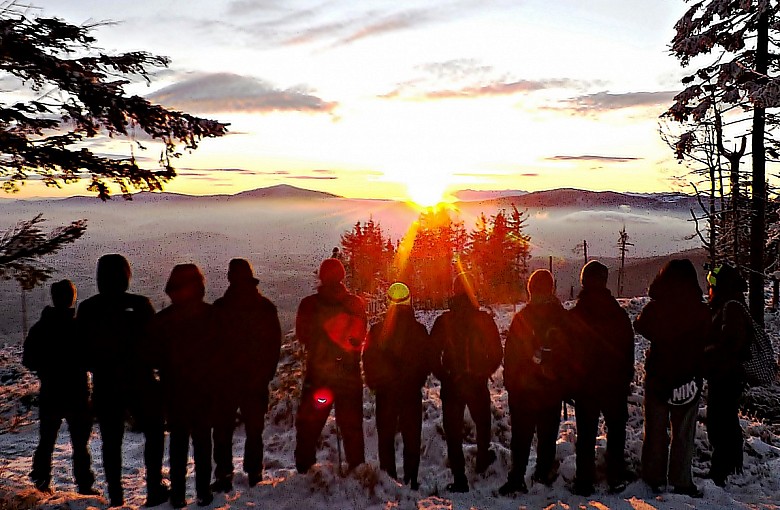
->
[
  {"left": 380, "top": 56, "right": 591, "bottom": 101},
  {"left": 382, "top": 78, "right": 583, "bottom": 100},
  {"left": 454, "top": 172, "right": 540, "bottom": 178},
  {"left": 178, "top": 168, "right": 291, "bottom": 176},
  {"left": 147, "top": 73, "right": 338, "bottom": 115},
  {"left": 286, "top": 175, "right": 339, "bottom": 180},
  {"left": 550, "top": 91, "right": 677, "bottom": 115},
  {"left": 334, "top": 9, "right": 434, "bottom": 46},
  {"left": 546, "top": 155, "right": 641, "bottom": 163},
  {"left": 227, "top": 2, "right": 514, "bottom": 49}
]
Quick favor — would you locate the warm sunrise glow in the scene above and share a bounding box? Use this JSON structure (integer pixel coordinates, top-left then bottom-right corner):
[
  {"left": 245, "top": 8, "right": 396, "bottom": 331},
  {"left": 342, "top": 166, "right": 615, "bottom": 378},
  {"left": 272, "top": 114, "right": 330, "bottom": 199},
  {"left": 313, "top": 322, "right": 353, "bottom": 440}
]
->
[
  {"left": 2, "top": 0, "right": 695, "bottom": 201},
  {"left": 405, "top": 180, "right": 449, "bottom": 208}
]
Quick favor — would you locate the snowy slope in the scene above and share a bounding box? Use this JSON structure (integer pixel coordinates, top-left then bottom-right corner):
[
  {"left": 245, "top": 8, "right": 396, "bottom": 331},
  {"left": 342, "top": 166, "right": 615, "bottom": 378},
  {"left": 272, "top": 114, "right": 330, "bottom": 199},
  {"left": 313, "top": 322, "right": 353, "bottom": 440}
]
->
[{"left": 1, "top": 300, "right": 779, "bottom": 509}]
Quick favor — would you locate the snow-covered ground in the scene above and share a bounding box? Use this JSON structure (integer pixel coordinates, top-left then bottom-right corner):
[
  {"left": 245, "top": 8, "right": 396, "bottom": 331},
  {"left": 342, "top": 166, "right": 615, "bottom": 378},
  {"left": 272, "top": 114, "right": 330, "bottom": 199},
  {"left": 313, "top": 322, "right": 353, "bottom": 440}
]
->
[{"left": 1, "top": 299, "right": 779, "bottom": 509}]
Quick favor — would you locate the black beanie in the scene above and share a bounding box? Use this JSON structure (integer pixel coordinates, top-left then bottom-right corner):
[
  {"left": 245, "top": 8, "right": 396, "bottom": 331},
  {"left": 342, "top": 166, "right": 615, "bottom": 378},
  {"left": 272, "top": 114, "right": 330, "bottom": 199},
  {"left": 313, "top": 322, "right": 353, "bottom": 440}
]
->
[{"left": 581, "top": 260, "right": 609, "bottom": 289}]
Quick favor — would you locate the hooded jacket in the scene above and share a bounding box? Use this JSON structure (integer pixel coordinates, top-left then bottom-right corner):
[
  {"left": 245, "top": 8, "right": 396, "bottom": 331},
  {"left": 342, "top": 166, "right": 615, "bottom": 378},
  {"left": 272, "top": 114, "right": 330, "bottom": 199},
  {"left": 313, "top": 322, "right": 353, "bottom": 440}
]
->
[
  {"left": 23, "top": 306, "right": 89, "bottom": 406},
  {"left": 296, "top": 282, "right": 367, "bottom": 389},
  {"left": 77, "top": 290, "right": 156, "bottom": 401},
  {"left": 568, "top": 286, "right": 635, "bottom": 393},
  {"left": 504, "top": 296, "right": 570, "bottom": 394},
  {"left": 634, "top": 282, "right": 710, "bottom": 396},
  {"left": 705, "top": 296, "right": 751, "bottom": 380},
  {"left": 214, "top": 282, "right": 282, "bottom": 390},
  {"left": 430, "top": 294, "right": 502, "bottom": 384},
  {"left": 151, "top": 300, "right": 219, "bottom": 413},
  {"left": 363, "top": 305, "right": 432, "bottom": 392}
]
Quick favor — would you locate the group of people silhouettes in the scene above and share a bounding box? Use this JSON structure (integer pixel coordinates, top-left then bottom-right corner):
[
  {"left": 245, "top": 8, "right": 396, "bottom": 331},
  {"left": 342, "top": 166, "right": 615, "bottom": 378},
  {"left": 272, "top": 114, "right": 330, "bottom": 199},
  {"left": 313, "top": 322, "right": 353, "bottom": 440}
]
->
[{"left": 23, "top": 253, "right": 754, "bottom": 507}]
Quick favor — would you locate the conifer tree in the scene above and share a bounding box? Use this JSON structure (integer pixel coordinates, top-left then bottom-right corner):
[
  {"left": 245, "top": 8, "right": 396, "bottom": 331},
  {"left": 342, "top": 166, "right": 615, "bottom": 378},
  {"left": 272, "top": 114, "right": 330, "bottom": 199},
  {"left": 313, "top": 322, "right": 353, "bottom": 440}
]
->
[
  {"left": 0, "top": 3, "right": 227, "bottom": 292},
  {"left": 667, "top": 0, "right": 780, "bottom": 323},
  {"left": 0, "top": 2, "right": 227, "bottom": 199}
]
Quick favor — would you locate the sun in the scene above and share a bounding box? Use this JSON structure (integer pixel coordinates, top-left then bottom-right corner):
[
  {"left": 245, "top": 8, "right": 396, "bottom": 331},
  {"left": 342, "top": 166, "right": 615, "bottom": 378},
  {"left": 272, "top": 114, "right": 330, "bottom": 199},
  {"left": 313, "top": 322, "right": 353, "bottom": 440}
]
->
[{"left": 405, "top": 179, "right": 450, "bottom": 208}]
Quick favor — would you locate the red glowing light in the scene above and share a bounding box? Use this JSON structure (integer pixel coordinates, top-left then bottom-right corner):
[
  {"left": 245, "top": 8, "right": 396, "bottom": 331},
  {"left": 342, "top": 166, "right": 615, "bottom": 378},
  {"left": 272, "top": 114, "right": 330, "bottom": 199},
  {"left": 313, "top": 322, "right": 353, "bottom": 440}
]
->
[{"left": 313, "top": 388, "right": 333, "bottom": 409}]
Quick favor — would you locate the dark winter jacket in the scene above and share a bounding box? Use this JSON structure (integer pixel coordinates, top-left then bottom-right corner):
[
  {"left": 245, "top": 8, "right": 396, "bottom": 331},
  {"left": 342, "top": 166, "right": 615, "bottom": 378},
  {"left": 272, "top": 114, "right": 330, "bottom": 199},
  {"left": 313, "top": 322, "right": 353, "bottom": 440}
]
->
[
  {"left": 214, "top": 282, "right": 282, "bottom": 391},
  {"left": 634, "top": 294, "right": 710, "bottom": 398},
  {"left": 296, "top": 283, "right": 367, "bottom": 391},
  {"left": 150, "top": 301, "right": 219, "bottom": 421},
  {"left": 504, "top": 296, "right": 571, "bottom": 395},
  {"left": 77, "top": 292, "right": 156, "bottom": 405},
  {"left": 568, "top": 287, "right": 635, "bottom": 395},
  {"left": 23, "top": 306, "right": 89, "bottom": 407},
  {"left": 363, "top": 305, "right": 432, "bottom": 393},
  {"left": 430, "top": 294, "right": 502, "bottom": 387},
  {"left": 705, "top": 298, "right": 751, "bottom": 381}
]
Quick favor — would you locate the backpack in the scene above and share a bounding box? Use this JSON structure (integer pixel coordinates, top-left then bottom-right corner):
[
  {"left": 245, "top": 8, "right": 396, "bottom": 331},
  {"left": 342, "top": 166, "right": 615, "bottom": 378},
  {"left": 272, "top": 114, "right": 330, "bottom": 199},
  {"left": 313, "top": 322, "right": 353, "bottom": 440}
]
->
[
  {"left": 733, "top": 301, "right": 779, "bottom": 386},
  {"left": 525, "top": 305, "right": 569, "bottom": 385}
]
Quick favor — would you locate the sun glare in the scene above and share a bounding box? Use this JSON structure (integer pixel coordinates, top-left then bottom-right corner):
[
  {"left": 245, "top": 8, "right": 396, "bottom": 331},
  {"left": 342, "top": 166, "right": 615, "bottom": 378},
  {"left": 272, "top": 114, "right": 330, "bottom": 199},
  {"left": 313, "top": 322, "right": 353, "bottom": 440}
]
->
[{"left": 405, "top": 179, "right": 450, "bottom": 208}]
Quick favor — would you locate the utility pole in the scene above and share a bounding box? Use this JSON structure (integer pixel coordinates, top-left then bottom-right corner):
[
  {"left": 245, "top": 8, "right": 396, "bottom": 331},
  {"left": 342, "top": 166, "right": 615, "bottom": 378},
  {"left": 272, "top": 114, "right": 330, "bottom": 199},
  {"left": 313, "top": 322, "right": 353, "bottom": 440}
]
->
[
  {"left": 583, "top": 239, "right": 588, "bottom": 266},
  {"left": 617, "top": 226, "right": 634, "bottom": 298}
]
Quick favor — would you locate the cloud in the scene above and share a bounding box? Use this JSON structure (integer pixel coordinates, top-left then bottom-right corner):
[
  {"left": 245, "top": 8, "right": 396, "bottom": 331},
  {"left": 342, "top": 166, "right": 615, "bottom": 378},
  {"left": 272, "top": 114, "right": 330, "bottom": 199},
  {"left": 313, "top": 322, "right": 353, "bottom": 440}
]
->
[
  {"left": 383, "top": 78, "right": 581, "bottom": 100},
  {"left": 335, "top": 9, "right": 434, "bottom": 46},
  {"left": 273, "top": 2, "right": 512, "bottom": 48},
  {"left": 454, "top": 172, "right": 539, "bottom": 178},
  {"left": 425, "top": 79, "right": 579, "bottom": 100},
  {"left": 560, "top": 210, "right": 660, "bottom": 225},
  {"left": 551, "top": 90, "right": 677, "bottom": 115},
  {"left": 147, "top": 73, "right": 338, "bottom": 115},
  {"left": 226, "top": 0, "right": 287, "bottom": 16},
  {"left": 286, "top": 175, "right": 338, "bottom": 180},
  {"left": 178, "top": 168, "right": 291, "bottom": 176},
  {"left": 417, "top": 59, "right": 494, "bottom": 81},
  {"left": 278, "top": 7, "right": 438, "bottom": 47},
  {"left": 546, "top": 155, "right": 641, "bottom": 163}
]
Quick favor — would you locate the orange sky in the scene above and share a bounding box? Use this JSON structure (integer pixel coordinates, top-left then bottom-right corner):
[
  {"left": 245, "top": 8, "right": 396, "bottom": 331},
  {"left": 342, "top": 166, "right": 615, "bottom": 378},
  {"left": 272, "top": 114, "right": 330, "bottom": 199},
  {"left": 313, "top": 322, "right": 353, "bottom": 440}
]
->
[{"left": 8, "top": 1, "right": 705, "bottom": 205}]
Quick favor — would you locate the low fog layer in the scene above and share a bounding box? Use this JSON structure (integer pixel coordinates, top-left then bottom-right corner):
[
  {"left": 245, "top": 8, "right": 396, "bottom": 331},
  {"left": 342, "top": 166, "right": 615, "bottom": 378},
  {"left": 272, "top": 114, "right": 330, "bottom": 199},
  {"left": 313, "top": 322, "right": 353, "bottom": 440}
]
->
[{"left": 0, "top": 192, "right": 699, "bottom": 342}]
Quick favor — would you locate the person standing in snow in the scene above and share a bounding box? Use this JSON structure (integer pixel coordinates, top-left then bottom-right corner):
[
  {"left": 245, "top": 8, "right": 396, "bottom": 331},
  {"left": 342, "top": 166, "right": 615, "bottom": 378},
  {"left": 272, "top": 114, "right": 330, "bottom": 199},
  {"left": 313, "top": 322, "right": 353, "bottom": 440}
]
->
[
  {"left": 151, "top": 264, "right": 218, "bottom": 508},
  {"left": 211, "top": 258, "right": 282, "bottom": 492},
  {"left": 23, "top": 279, "right": 97, "bottom": 496},
  {"left": 430, "top": 272, "right": 502, "bottom": 493},
  {"left": 294, "top": 258, "right": 367, "bottom": 473},
  {"left": 704, "top": 263, "right": 751, "bottom": 487},
  {"left": 634, "top": 259, "right": 709, "bottom": 498},
  {"left": 499, "top": 269, "right": 569, "bottom": 495},
  {"left": 568, "top": 261, "right": 634, "bottom": 495},
  {"left": 363, "top": 282, "right": 433, "bottom": 490},
  {"left": 77, "top": 254, "right": 166, "bottom": 507}
]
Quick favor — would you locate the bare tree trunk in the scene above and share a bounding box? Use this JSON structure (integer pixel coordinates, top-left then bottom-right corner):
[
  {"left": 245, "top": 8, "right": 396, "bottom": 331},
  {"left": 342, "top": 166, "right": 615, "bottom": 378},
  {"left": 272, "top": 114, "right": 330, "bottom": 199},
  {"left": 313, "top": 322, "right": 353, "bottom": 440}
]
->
[{"left": 749, "top": 9, "right": 769, "bottom": 326}]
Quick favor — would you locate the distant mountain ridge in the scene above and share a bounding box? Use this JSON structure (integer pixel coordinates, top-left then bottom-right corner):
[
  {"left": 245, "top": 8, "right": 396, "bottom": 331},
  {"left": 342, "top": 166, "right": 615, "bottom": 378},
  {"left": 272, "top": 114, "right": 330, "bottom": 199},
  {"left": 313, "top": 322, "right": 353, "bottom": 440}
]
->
[
  {"left": 456, "top": 188, "right": 697, "bottom": 210},
  {"left": 50, "top": 183, "right": 341, "bottom": 204},
  {"left": 15, "top": 184, "right": 694, "bottom": 210},
  {"left": 452, "top": 189, "right": 528, "bottom": 201}
]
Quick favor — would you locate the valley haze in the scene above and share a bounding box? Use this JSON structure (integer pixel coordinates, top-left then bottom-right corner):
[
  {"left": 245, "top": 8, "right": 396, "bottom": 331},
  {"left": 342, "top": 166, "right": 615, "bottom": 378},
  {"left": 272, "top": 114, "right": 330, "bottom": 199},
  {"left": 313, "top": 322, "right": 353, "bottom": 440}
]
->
[{"left": 0, "top": 184, "right": 701, "bottom": 342}]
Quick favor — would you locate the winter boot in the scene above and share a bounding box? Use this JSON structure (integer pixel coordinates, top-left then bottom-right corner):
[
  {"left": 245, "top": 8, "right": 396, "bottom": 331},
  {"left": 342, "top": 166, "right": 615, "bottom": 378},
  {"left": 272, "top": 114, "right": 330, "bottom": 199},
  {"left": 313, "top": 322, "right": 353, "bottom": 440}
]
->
[
  {"left": 446, "top": 473, "right": 469, "bottom": 493},
  {"left": 498, "top": 477, "right": 528, "bottom": 496}
]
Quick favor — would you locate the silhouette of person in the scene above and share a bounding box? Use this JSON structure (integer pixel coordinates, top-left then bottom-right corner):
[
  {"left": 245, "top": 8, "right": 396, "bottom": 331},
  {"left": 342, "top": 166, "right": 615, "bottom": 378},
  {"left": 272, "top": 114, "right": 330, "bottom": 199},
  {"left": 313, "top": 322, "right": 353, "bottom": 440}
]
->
[
  {"left": 77, "top": 254, "right": 165, "bottom": 507},
  {"left": 500, "top": 269, "right": 570, "bottom": 495},
  {"left": 294, "top": 258, "right": 367, "bottom": 473},
  {"left": 212, "top": 259, "right": 282, "bottom": 492},
  {"left": 430, "top": 272, "right": 502, "bottom": 493},
  {"left": 23, "top": 279, "right": 96, "bottom": 496},
  {"left": 635, "top": 259, "right": 709, "bottom": 498},
  {"left": 151, "top": 264, "right": 217, "bottom": 508},
  {"left": 568, "top": 261, "right": 634, "bottom": 495},
  {"left": 704, "top": 263, "right": 750, "bottom": 487},
  {"left": 363, "top": 282, "right": 433, "bottom": 489}
]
